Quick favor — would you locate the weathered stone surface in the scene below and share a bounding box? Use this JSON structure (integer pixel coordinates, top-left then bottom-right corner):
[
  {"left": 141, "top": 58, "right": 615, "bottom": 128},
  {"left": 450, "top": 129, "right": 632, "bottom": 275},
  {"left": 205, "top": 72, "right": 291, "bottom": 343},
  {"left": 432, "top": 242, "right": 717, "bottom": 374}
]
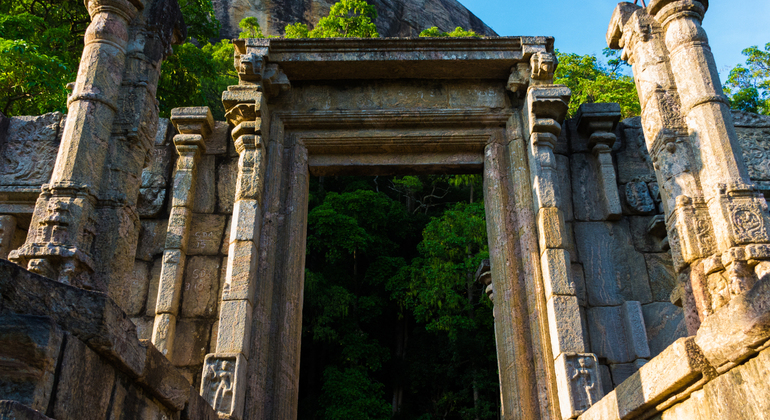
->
[
  {"left": 556, "top": 154, "right": 574, "bottom": 222},
  {"left": 694, "top": 275, "right": 770, "bottom": 368},
  {"left": 137, "top": 219, "right": 169, "bottom": 262},
  {"left": 538, "top": 207, "right": 567, "bottom": 251},
  {"left": 642, "top": 302, "right": 687, "bottom": 359},
  {"left": 52, "top": 335, "right": 117, "bottom": 420},
  {"left": 571, "top": 153, "right": 605, "bottom": 222},
  {"left": 193, "top": 155, "right": 216, "bottom": 214},
  {"left": 628, "top": 216, "right": 668, "bottom": 253},
  {"left": 188, "top": 214, "right": 226, "bottom": 256},
  {"left": 217, "top": 158, "right": 237, "bottom": 214},
  {"left": 542, "top": 248, "right": 576, "bottom": 299},
  {"left": 145, "top": 258, "right": 163, "bottom": 317},
  {"left": 572, "top": 263, "right": 587, "bottom": 306},
  {"left": 206, "top": 121, "right": 230, "bottom": 156},
  {"left": 586, "top": 306, "right": 633, "bottom": 364},
  {"left": 211, "top": 0, "right": 496, "bottom": 40},
  {"left": 181, "top": 256, "right": 222, "bottom": 318},
  {"left": 0, "top": 314, "right": 63, "bottom": 412},
  {"left": 575, "top": 220, "right": 652, "bottom": 306},
  {"left": 547, "top": 295, "right": 587, "bottom": 356},
  {"left": 644, "top": 253, "right": 677, "bottom": 303},
  {"left": 201, "top": 353, "right": 247, "bottom": 419},
  {"left": 622, "top": 301, "right": 650, "bottom": 360},
  {"left": 623, "top": 182, "right": 656, "bottom": 215},
  {"left": 0, "top": 113, "right": 62, "bottom": 187},
  {"left": 554, "top": 353, "right": 604, "bottom": 420},
  {"left": 131, "top": 317, "right": 154, "bottom": 341},
  {"left": 220, "top": 217, "right": 231, "bottom": 255},
  {"left": 171, "top": 319, "right": 212, "bottom": 367},
  {"left": 0, "top": 400, "right": 53, "bottom": 420},
  {"left": 111, "top": 260, "right": 151, "bottom": 317},
  {"left": 658, "top": 346, "right": 770, "bottom": 420}
]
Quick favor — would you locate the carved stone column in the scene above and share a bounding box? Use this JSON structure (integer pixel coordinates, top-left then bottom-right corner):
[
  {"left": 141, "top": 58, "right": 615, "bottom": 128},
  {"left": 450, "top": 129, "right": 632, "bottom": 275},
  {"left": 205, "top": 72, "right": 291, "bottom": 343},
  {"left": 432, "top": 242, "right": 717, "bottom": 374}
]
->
[
  {"left": 523, "top": 86, "right": 606, "bottom": 420},
  {"left": 9, "top": 0, "right": 141, "bottom": 287},
  {"left": 152, "top": 107, "right": 213, "bottom": 358},
  {"left": 9, "top": 0, "right": 184, "bottom": 296},
  {"left": 648, "top": 0, "right": 770, "bottom": 295},
  {"left": 576, "top": 103, "right": 623, "bottom": 220},
  {"left": 608, "top": 2, "right": 770, "bottom": 331},
  {"left": 201, "top": 39, "right": 289, "bottom": 420}
]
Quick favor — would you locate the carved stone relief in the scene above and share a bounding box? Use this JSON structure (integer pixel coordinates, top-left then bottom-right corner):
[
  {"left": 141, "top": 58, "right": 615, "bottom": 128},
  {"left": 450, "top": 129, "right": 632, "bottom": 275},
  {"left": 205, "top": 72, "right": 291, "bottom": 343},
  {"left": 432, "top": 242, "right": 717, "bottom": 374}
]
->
[
  {"left": 555, "top": 353, "right": 604, "bottom": 420},
  {"left": 0, "top": 113, "right": 63, "bottom": 187},
  {"left": 201, "top": 353, "right": 246, "bottom": 420}
]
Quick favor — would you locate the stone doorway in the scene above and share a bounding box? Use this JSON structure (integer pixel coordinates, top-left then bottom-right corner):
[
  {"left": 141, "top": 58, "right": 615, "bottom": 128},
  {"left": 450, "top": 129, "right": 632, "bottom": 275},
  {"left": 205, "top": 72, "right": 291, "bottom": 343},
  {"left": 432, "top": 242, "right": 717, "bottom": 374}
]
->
[{"left": 201, "top": 37, "right": 568, "bottom": 420}]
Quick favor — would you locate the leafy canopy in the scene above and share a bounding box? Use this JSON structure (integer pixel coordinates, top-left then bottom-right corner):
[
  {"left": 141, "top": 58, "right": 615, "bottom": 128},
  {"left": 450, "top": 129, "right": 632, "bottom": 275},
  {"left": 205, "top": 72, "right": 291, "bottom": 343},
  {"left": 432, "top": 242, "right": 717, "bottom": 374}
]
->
[
  {"left": 419, "top": 26, "right": 481, "bottom": 38},
  {"left": 284, "top": 0, "right": 379, "bottom": 38},
  {"left": 554, "top": 49, "right": 640, "bottom": 119},
  {"left": 724, "top": 43, "right": 770, "bottom": 115}
]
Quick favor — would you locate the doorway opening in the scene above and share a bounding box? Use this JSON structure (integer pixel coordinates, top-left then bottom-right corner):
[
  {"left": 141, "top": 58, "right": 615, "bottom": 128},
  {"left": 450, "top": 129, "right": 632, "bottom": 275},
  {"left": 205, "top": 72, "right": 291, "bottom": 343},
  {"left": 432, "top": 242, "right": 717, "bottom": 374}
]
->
[{"left": 297, "top": 173, "right": 499, "bottom": 420}]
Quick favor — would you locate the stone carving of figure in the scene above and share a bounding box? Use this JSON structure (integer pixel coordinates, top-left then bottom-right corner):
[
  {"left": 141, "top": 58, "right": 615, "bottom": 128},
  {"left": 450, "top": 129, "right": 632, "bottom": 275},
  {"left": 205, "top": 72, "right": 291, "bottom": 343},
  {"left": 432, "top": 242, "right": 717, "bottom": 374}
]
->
[
  {"left": 206, "top": 360, "right": 234, "bottom": 412},
  {"left": 570, "top": 356, "right": 597, "bottom": 410}
]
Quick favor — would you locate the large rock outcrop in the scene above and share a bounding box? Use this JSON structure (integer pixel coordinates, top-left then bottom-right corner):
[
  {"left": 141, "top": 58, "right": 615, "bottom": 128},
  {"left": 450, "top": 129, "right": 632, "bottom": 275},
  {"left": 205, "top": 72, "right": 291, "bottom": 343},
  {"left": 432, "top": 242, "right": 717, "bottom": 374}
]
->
[{"left": 212, "top": 0, "right": 497, "bottom": 39}]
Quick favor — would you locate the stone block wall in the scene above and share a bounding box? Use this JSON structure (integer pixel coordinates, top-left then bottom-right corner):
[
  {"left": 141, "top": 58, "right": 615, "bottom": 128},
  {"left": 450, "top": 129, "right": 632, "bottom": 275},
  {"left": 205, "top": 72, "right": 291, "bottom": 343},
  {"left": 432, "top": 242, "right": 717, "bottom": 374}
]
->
[
  {"left": 557, "top": 110, "right": 770, "bottom": 394},
  {"left": 130, "top": 118, "right": 237, "bottom": 390},
  {"left": 0, "top": 260, "right": 217, "bottom": 420}
]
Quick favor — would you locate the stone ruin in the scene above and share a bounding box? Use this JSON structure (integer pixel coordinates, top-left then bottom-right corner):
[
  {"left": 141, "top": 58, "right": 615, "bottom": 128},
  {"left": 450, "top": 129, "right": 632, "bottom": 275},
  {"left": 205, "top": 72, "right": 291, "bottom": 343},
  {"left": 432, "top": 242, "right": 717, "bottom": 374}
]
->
[{"left": 1, "top": 0, "right": 770, "bottom": 419}]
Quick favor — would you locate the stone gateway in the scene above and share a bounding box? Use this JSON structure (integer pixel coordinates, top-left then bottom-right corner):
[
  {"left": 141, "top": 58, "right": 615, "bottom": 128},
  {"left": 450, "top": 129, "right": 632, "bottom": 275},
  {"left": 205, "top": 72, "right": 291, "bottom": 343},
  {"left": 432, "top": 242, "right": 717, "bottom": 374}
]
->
[{"left": 1, "top": 0, "right": 770, "bottom": 419}]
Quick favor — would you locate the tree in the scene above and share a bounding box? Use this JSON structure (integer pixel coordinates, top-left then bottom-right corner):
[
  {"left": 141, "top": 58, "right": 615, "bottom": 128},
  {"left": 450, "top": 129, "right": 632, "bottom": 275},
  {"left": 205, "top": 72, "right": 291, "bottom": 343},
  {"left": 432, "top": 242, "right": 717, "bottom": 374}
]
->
[
  {"left": 554, "top": 49, "right": 640, "bottom": 119},
  {"left": 284, "top": 0, "right": 379, "bottom": 39},
  {"left": 724, "top": 43, "right": 770, "bottom": 115},
  {"left": 0, "top": 0, "right": 88, "bottom": 115},
  {"left": 419, "top": 26, "right": 481, "bottom": 38}
]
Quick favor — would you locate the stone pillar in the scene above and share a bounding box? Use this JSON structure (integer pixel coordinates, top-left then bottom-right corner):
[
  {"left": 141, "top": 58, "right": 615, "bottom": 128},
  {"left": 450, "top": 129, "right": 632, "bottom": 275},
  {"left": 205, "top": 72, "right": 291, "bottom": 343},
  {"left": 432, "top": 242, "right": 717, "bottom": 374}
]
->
[
  {"left": 523, "top": 85, "right": 605, "bottom": 420},
  {"left": 576, "top": 103, "right": 623, "bottom": 220},
  {"left": 152, "top": 107, "right": 213, "bottom": 358},
  {"left": 9, "top": 0, "right": 140, "bottom": 287},
  {"left": 9, "top": 0, "right": 184, "bottom": 295},
  {"left": 201, "top": 39, "right": 290, "bottom": 420},
  {"left": 484, "top": 141, "right": 542, "bottom": 420},
  {"left": 0, "top": 215, "right": 17, "bottom": 259},
  {"left": 648, "top": 0, "right": 770, "bottom": 295},
  {"left": 608, "top": 1, "right": 770, "bottom": 331}
]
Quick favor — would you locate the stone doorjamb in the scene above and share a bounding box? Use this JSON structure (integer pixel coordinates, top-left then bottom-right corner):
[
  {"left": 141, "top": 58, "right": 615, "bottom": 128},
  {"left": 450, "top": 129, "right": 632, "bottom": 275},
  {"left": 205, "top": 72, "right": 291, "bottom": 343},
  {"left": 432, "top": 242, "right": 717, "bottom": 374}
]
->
[{"left": 203, "top": 37, "right": 593, "bottom": 420}]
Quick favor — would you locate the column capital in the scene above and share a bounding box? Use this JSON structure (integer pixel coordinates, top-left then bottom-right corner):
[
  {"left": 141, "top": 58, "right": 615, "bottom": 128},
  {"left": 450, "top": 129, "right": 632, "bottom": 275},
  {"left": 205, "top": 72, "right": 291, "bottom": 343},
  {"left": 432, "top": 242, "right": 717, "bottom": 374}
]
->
[
  {"left": 170, "top": 107, "right": 214, "bottom": 137},
  {"left": 576, "top": 103, "right": 621, "bottom": 148},
  {"left": 648, "top": 0, "right": 707, "bottom": 24},
  {"left": 85, "top": 0, "right": 142, "bottom": 21}
]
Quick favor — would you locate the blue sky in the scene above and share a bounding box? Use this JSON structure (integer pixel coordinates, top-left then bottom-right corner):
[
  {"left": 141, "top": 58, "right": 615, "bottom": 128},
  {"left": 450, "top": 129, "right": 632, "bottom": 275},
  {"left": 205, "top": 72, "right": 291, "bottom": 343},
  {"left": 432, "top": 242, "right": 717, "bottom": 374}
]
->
[{"left": 457, "top": 0, "right": 770, "bottom": 81}]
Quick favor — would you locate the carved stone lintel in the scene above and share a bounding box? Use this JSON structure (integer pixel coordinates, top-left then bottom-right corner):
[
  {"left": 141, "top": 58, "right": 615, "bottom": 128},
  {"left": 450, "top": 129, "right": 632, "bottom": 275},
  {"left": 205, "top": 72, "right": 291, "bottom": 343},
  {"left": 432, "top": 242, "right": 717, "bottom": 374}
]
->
[
  {"left": 201, "top": 353, "right": 247, "bottom": 420},
  {"left": 554, "top": 353, "right": 604, "bottom": 420}
]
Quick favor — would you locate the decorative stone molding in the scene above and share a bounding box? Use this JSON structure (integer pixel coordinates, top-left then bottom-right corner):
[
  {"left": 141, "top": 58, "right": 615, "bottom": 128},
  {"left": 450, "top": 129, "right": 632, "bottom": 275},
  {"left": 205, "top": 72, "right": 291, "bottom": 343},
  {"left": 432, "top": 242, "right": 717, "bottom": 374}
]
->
[
  {"left": 576, "top": 103, "right": 623, "bottom": 220},
  {"left": 151, "top": 107, "right": 212, "bottom": 358},
  {"left": 554, "top": 353, "right": 604, "bottom": 419}
]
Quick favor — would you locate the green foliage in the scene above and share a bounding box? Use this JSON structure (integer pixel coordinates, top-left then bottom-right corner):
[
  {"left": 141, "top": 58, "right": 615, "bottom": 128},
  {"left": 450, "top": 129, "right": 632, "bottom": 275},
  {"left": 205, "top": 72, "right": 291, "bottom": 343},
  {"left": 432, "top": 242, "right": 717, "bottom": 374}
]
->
[
  {"left": 300, "top": 177, "right": 499, "bottom": 420},
  {"left": 177, "top": 0, "right": 220, "bottom": 41},
  {"left": 284, "top": 0, "right": 379, "bottom": 38},
  {"left": 419, "top": 26, "right": 481, "bottom": 38},
  {"left": 157, "top": 40, "right": 237, "bottom": 120},
  {"left": 238, "top": 17, "right": 265, "bottom": 39},
  {"left": 0, "top": 0, "right": 88, "bottom": 115},
  {"left": 724, "top": 43, "right": 770, "bottom": 115},
  {"left": 554, "top": 48, "right": 640, "bottom": 119}
]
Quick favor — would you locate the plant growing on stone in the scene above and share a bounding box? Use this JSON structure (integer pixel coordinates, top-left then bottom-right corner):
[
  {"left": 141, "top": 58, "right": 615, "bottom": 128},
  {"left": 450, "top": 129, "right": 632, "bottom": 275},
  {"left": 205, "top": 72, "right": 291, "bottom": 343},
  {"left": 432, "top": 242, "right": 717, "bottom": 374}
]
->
[
  {"left": 284, "top": 0, "right": 379, "bottom": 38},
  {"left": 419, "top": 26, "right": 481, "bottom": 38}
]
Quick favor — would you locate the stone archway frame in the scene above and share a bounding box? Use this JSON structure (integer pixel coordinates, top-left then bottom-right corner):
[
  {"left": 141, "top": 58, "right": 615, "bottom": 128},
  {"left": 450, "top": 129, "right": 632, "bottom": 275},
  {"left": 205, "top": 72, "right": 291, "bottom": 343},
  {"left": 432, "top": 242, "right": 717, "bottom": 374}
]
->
[{"left": 203, "top": 37, "right": 579, "bottom": 420}]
